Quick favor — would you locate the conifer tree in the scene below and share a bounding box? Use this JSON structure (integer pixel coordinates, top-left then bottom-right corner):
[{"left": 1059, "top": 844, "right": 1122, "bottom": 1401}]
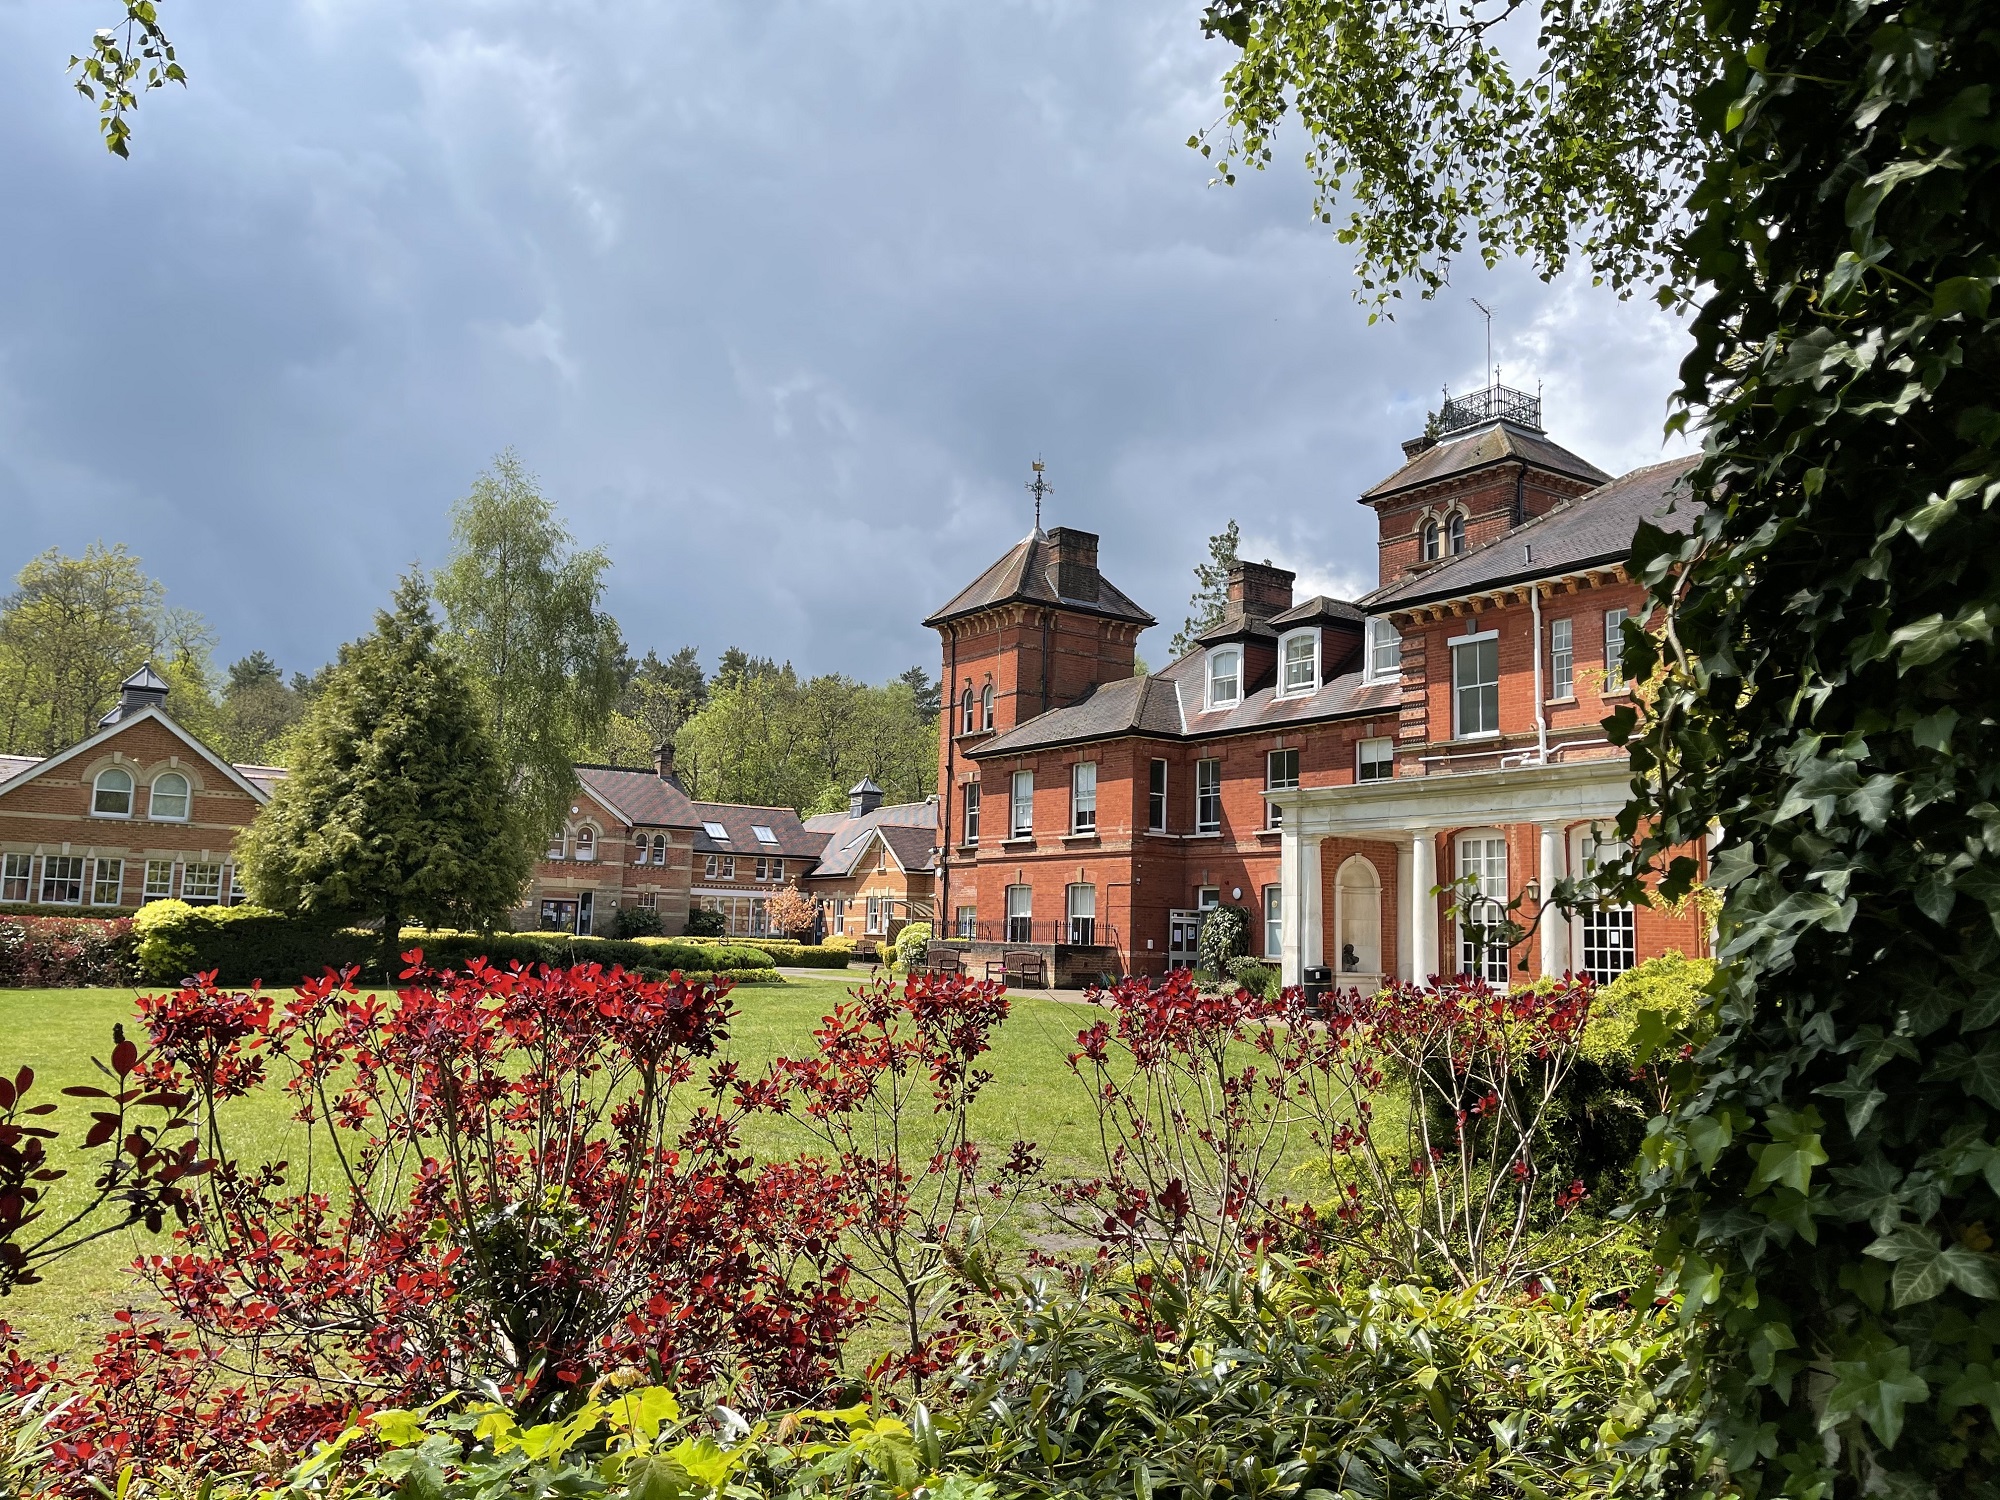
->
[
  {"left": 239, "top": 573, "right": 529, "bottom": 978},
  {"left": 1169, "top": 520, "right": 1240, "bottom": 658}
]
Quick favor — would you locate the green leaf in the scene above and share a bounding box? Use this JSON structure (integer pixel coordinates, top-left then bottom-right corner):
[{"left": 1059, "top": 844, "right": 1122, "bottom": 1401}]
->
[{"left": 1821, "top": 1345, "right": 1929, "bottom": 1448}]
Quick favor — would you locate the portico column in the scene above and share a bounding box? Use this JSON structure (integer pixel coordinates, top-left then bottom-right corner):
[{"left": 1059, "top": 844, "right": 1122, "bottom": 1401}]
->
[
  {"left": 1280, "top": 825, "right": 1306, "bottom": 986},
  {"left": 1538, "top": 822, "right": 1568, "bottom": 978},
  {"left": 1395, "top": 839, "right": 1413, "bottom": 981},
  {"left": 1302, "top": 836, "right": 1326, "bottom": 976},
  {"left": 1410, "top": 831, "right": 1439, "bottom": 980}
]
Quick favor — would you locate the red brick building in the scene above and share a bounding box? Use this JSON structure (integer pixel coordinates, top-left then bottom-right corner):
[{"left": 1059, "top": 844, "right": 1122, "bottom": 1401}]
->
[
  {"left": 801, "top": 780, "right": 938, "bottom": 942},
  {"left": 928, "top": 386, "right": 1711, "bottom": 987},
  {"left": 0, "top": 668, "right": 279, "bottom": 910}
]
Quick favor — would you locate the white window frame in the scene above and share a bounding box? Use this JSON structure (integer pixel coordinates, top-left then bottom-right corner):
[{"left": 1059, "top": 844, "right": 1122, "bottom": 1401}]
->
[
  {"left": 1263, "top": 884, "right": 1283, "bottom": 959},
  {"left": 1194, "top": 758, "right": 1222, "bottom": 833},
  {"left": 91, "top": 767, "right": 134, "bottom": 818},
  {"left": 1420, "top": 520, "right": 1440, "bottom": 561},
  {"left": 180, "top": 862, "right": 224, "bottom": 905},
  {"left": 91, "top": 858, "right": 123, "bottom": 907},
  {"left": 40, "top": 855, "right": 85, "bottom": 905},
  {"left": 1010, "top": 771, "right": 1034, "bottom": 838},
  {"left": 1066, "top": 883, "right": 1096, "bottom": 946},
  {"left": 955, "top": 904, "right": 977, "bottom": 939},
  {"left": 634, "top": 834, "right": 650, "bottom": 865},
  {"left": 652, "top": 833, "right": 667, "bottom": 864},
  {"left": 1366, "top": 618, "right": 1402, "bottom": 683},
  {"left": 702, "top": 820, "right": 729, "bottom": 841},
  {"left": 1455, "top": 833, "right": 1510, "bottom": 985},
  {"left": 1004, "top": 884, "right": 1033, "bottom": 943},
  {"left": 962, "top": 781, "right": 981, "bottom": 845},
  {"left": 1357, "top": 736, "right": 1394, "bottom": 782},
  {"left": 547, "top": 831, "right": 567, "bottom": 861},
  {"left": 1147, "top": 759, "right": 1168, "bottom": 832},
  {"left": 1549, "top": 617, "right": 1574, "bottom": 699},
  {"left": 1276, "top": 629, "right": 1318, "bottom": 698},
  {"left": 961, "top": 686, "right": 976, "bottom": 734},
  {"left": 1, "top": 853, "right": 30, "bottom": 903},
  {"left": 981, "top": 683, "right": 994, "bottom": 730},
  {"left": 1604, "top": 607, "right": 1629, "bottom": 685},
  {"left": 1071, "top": 762, "right": 1097, "bottom": 834},
  {"left": 148, "top": 771, "right": 190, "bottom": 822},
  {"left": 752, "top": 824, "right": 779, "bottom": 845},
  {"left": 1206, "top": 647, "right": 1242, "bottom": 711},
  {"left": 1265, "top": 747, "right": 1298, "bottom": 829},
  {"left": 142, "top": 859, "right": 175, "bottom": 902},
  {"left": 1446, "top": 511, "right": 1466, "bottom": 554},
  {"left": 574, "top": 825, "right": 598, "bottom": 862},
  {"left": 1451, "top": 632, "right": 1501, "bottom": 739}
]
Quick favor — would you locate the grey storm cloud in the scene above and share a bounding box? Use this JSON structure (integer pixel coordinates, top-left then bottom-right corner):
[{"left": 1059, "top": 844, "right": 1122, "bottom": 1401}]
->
[{"left": 0, "top": 0, "right": 1691, "bottom": 680}]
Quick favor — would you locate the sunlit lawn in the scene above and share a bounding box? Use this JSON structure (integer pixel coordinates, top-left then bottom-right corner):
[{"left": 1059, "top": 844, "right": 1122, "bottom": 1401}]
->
[{"left": 0, "top": 976, "right": 1122, "bottom": 1358}]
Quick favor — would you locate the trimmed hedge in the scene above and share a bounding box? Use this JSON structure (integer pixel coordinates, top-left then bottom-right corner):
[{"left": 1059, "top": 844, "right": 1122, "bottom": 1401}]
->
[
  {"left": 0, "top": 915, "right": 136, "bottom": 987},
  {"left": 130, "top": 903, "right": 778, "bottom": 987},
  {"left": 667, "top": 936, "right": 851, "bottom": 969}
]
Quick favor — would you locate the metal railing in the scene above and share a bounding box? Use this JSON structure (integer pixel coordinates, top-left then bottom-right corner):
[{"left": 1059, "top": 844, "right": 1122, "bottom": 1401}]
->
[
  {"left": 937, "top": 919, "right": 1122, "bottom": 948},
  {"left": 1436, "top": 382, "right": 1542, "bottom": 435}
]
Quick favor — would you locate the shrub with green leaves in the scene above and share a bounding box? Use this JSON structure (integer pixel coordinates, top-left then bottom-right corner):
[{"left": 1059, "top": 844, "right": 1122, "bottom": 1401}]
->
[
  {"left": 1194, "top": 904, "right": 1249, "bottom": 975},
  {"left": 894, "top": 921, "right": 931, "bottom": 971}
]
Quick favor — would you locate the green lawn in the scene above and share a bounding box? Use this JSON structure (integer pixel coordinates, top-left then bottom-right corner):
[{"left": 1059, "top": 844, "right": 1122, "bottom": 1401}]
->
[{"left": 0, "top": 976, "right": 1113, "bottom": 1358}]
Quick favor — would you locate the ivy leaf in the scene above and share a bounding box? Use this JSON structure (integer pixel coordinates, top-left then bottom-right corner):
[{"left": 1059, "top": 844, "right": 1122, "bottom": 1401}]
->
[
  {"left": 1749, "top": 1132, "right": 1829, "bottom": 1194},
  {"left": 1821, "top": 1345, "right": 1929, "bottom": 1448}
]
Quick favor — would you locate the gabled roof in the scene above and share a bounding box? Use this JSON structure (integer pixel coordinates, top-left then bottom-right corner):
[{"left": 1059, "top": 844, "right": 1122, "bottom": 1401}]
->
[
  {"left": 880, "top": 824, "right": 938, "bottom": 874},
  {"left": 691, "top": 802, "right": 827, "bottom": 860},
  {"left": 802, "top": 798, "right": 939, "bottom": 876},
  {"left": 924, "top": 530, "right": 1155, "bottom": 628},
  {"left": 1363, "top": 456, "right": 1701, "bottom": 613},
  {"left": 575, "top": 764, "right": 701, "bottom": 829},
  {"left": 974, "top": 674, "right": 1186, "bottom": 756},
  {"left": 0, "top": 705, "right": 274, "bottom": 806},
  {"left": 1362, "top": 421, "right": 1610, "bottom": 503}
]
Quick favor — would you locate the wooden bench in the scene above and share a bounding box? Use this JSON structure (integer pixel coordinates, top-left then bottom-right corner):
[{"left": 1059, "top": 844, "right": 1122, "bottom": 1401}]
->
[
  {"left": 923, "top": 949, "right": 962, "bottom": 977},
  {"left": 984, "top": 950, "right": 1048, "bottom": 987}
]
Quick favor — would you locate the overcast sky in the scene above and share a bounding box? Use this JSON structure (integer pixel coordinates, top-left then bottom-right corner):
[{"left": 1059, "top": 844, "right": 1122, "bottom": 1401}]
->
[{"left": 0, "top": 1, "right": 1692, "bottom": 683}]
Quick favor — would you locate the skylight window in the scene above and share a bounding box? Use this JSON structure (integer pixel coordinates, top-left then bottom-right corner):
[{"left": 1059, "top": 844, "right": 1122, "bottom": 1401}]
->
[
  {"left": 752, "top": 824, "right": 779, "bottom": 844},
  {"left": 703, "top": 821, "right": 730, "bottom": 840}
]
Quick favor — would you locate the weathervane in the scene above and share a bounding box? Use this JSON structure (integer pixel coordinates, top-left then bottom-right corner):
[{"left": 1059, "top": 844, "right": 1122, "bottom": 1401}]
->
[
  {"left": 1470, "top": 297, "right": 1496, "bottom": 386},
  {"left": 1026, "top": 459, "right": 1053, "bottom": 531}
]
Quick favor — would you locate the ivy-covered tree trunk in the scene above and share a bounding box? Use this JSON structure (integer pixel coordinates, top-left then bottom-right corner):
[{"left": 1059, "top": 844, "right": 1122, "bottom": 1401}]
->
[{"left": 1623, "top": 0, "right": 2000, "bottom": 1489}]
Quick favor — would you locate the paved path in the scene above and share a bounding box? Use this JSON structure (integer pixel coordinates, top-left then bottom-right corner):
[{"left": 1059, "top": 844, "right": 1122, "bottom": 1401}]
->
[{"left": 770, "top": 966, "right": 1099, "bottom": 1005}]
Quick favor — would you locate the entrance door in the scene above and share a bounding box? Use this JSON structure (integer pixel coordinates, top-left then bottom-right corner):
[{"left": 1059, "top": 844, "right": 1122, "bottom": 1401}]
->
[
  {"left": 1168, "top": 909, "right": 1206, "bottom": 970},
  {"left": 576, "top": 892, "right": 594, "bottom": 936},
  {"left": 541, "top": 898, "right": 578, "bottom": 932}
]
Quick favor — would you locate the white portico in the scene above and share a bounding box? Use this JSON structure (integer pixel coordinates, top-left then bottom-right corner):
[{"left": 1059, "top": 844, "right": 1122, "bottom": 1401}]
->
[{"left": 1266, "top": 756, "right": 1636, "bottom": 988}]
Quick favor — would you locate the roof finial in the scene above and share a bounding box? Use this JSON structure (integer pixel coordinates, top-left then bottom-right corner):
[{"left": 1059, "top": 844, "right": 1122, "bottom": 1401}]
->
[
  {"left": 1470, "top": 297, "right": 1495, "bottom": 386},
  {"left": 1026, "top": 458, "right": 1052, "bottom": 533}
]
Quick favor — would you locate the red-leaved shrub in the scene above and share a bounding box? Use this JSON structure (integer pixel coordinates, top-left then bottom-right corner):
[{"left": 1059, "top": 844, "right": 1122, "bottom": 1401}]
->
[{"left": 0, "top": 918, "right": 135, "bottom": 989}]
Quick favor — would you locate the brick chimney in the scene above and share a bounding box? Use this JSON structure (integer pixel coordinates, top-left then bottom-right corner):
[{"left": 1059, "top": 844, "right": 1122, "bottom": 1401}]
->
[
  {"left": 1226, "top": 560, "right": 1296, "bottom": 622},
  {"left": 654, "top": 741, "right": 681, "bottom": 789},
  {"left": 1045, "top": 527, "right": 1101, "bottom": 604}
]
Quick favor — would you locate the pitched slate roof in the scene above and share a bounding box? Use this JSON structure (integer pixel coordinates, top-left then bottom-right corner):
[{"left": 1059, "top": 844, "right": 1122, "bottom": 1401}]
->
[
  {"left": 691, "top": 802, "right": 828, "bottom": 860},
  {"left": 0, "top": 705, "right": 273, "bottom": 805},
  {"left": 1362, "top": 421, "right": 1610, "bottom": 502},
  {"left": 1269, "top": 595, "right": 1366, "bottom": 628},
  {"left": 802, "top": 798, "right": 939, "bottom": 877},
  {"left": 973, "top": 648, "right": 1397, "bottom": 756},
  {"left": 924, "top": 530, "right": 1155, "bottom": 628},
  {"left": 575, "top": 764, "right": 701, "bottom": 828},
  {"left": 1363, "top": 455, "right": 1701, "bottom": 612},
  {"left": 881, "top": 825, "right": 939, "bottom": 873}
]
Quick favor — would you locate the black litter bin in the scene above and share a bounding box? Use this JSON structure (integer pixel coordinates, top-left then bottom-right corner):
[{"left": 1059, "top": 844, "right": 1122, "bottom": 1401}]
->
[{"left": 1302, "top": 965, "right": 1333, "bottom": 1011}]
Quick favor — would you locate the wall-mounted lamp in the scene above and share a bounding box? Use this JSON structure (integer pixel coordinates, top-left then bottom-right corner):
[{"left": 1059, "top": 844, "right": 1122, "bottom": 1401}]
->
[{"left": 1523, "top": 879, "right": 1541, "bottom": 904}]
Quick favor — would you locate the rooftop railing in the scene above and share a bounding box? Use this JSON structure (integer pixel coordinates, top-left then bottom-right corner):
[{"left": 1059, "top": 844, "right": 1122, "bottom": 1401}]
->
[{"left": 1436, "top": 382, "right": 1542, "bottom": 435}]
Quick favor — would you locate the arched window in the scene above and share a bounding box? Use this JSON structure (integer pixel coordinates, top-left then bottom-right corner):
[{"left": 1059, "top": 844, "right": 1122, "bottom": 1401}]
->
[
  {"left": 1420, "top": 520, "right": 1441, "bottom": 561},
  {"left": 634, "top": 833, "right": 650, "bottom": 864},
  {"left": 575, "top": 826, "right": 597, "bottom": 862},
  {"left": 1446, "top": 512, "right": 1467, "bottom": 554},
  {"left": 546, "top": 830, "right": 567, "bottom": 861},
  {"left": 92, "top": 766, "right": 133, "bottom": 817},
  {"left": 148, "top": 772, "right": 190, "bottom": 821},
  {"left": 981, "top": 683, "right": 994, "bottom": 730},
  {"left": 652, "top": 833, "right": 667, "bottom": 864},
  {"left": 961, "top": 686, "right": 976, "bottom": 734}
]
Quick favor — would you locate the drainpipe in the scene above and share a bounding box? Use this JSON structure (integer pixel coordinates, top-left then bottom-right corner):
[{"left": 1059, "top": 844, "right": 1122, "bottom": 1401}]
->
[
  {"left": 1530, "top": 569, "right": 1548, "bottom": 764},
  {"left": 941, "top": 629, "right": 957, "bottom": 929}
]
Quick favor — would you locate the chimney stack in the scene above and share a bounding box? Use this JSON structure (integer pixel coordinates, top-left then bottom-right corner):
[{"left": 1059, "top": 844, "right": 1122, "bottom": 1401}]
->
[
  {"left": 1045, "top": 527, "right": 1102, "bottom": 604},
  {"left": 1225, "top": 560, "right": 1296, "bottom": 622},
  {"left": 654, "top": 741, "right": 680, "bottom": 789}
]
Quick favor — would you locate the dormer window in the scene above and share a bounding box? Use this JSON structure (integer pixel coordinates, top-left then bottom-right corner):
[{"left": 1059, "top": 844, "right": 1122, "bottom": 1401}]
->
[
  {"left": 1447, "top": 512, "right": 1467, "bottom": 555},
  {"left": 1420, "top": 520, "right": 1441, "bottom": 561},
  {"left": 1206, "top": 647, "right": 1241, "bottom": 710},
  {"left": 1366, "top": 619, "right": 1402, "bottom": 682},
  {"left": 1277, "top": 630, "right": 1318, "bottom": 697}
]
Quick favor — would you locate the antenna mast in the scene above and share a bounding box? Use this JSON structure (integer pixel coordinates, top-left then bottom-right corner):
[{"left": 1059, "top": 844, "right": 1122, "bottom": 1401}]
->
[
  {"left": 1026, "top": 459, "right": 1053, "bottom": 532},
  {"left": 1470, "top": 297, "right": 1494, "bottom": 385}
]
